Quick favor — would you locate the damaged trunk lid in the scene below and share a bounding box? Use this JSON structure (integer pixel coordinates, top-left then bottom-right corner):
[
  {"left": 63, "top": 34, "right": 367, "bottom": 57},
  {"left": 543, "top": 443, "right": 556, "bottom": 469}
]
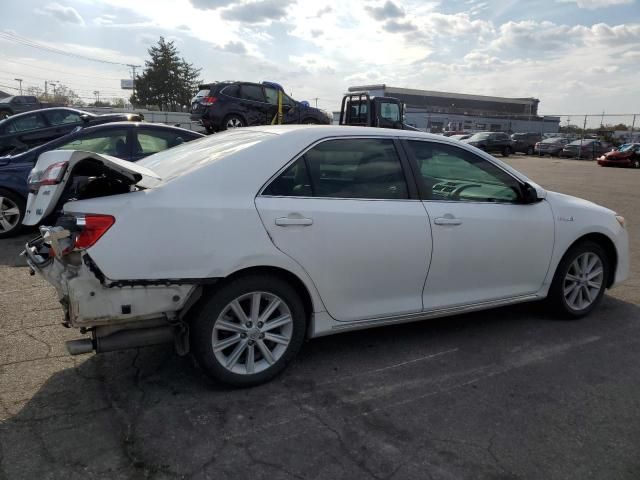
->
[{"left": 23, "top": 149, "right": 161, "bottom": 226}]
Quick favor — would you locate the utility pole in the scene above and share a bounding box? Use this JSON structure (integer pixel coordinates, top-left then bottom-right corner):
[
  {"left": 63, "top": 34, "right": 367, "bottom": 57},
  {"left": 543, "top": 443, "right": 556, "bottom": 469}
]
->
[
  {"left": 631, "top": 114, "right": 636, "bottom": 142},
  {"left": 49, "top": 81, "right": 58, "bottom": 99},
  {"left": 44, "top": 80, "right": 48, "bottom": 99},
  {"left": 14, "top": 78, "right": 22, "bottom": 95},
  {"left": 128, "top": 64, "right": 138, "bottom": 99},
  {"left": 312, "top": 97, "right": 318, "bottom": 108},
  {"left": 93, "top": 90, "right": 100, "bottom": 105}
]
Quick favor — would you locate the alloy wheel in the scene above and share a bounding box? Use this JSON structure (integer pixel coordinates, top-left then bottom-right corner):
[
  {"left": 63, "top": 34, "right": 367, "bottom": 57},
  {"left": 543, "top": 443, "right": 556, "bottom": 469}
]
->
[
  {"left": 226, "top": 117, "right": 244, "bottom": 128},
  {"left": 563, "top": 252, "right": 604, "bottom": 311},
  {"left": 212, "top": 291, "right": 293, "bottom": 375},
  {"left": 0, "top": 196, "right": 20, "bottom": 233}
]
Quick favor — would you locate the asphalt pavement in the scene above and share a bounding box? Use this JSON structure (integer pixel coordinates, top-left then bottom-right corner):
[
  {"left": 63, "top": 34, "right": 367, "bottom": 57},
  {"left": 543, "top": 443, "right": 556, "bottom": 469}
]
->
[{"left": 1, "top": 155, "right": 639, "bottom": 480}]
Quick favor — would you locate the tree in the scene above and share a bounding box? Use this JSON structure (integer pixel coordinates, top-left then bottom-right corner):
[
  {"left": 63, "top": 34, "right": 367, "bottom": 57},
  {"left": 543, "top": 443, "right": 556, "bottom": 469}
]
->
[
  {"left": 24, "top": 83, "right": 83, "bottom": 106},
  {"left": 131, "top": 37, "right": 202, "bottom": 111}
]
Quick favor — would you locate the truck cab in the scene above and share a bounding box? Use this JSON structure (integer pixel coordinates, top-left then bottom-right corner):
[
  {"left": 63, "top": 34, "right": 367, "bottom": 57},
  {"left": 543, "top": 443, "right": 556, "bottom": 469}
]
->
[{"left": 339, "top": 93, "right": 412, "bottom": 130}]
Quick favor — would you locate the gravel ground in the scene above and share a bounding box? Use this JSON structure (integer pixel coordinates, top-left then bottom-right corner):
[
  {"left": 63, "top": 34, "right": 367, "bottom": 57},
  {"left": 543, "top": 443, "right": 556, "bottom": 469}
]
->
[{"left": 0, "top": 155, "right": 639, "bottom": 480}]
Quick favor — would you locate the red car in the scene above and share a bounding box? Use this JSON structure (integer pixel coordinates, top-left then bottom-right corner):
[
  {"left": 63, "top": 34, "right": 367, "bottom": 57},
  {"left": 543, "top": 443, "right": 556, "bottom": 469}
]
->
[{"left": 598, "top": 143, "right": 640, "bottom": 168}]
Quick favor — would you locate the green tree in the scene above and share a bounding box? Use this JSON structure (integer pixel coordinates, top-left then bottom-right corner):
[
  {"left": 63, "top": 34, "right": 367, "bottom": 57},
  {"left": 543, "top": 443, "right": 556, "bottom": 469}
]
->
[{"left": 131, "top": 37, "right": 201, "bottom": 111}]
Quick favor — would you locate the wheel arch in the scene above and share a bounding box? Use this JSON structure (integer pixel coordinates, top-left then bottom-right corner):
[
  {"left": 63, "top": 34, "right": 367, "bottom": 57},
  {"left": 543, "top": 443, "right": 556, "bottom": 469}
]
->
[
  {"left": 563, "top": 232, "right": 618, "bottom": 288},
  {"left": 202, "top": 265, "right": 315, "bottom": 332}
]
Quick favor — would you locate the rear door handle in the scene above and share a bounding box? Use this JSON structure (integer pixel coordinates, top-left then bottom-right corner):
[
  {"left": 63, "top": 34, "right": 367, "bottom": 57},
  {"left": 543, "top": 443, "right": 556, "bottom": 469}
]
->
[
  {"left": 434, "top": 216, "right": 462, "bottom": 226},
  {"left": 275, "top": 217, "right": 313, "bottom": 226}
]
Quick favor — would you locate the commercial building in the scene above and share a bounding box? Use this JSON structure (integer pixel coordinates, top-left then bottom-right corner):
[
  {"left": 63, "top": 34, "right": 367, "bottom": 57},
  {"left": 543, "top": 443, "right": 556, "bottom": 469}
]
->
[{"left": 346, "top": 84, "right": 560, "bottom": 134}]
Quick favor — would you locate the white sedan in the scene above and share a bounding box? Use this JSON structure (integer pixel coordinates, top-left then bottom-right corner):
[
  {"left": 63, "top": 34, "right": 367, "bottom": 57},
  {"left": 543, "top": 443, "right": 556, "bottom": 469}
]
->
[{"left": 23, "top": 126, "right": 629, "bottom": 386}]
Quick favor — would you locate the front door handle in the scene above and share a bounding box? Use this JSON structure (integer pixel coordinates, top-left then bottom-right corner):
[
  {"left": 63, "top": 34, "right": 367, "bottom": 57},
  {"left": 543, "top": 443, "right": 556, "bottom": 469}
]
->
[
  {"left": 434, "top": 215, "right": 462, "bottom": 226},
  {"left": 275, "top": 216, "right": 313, "bottom": 227}
]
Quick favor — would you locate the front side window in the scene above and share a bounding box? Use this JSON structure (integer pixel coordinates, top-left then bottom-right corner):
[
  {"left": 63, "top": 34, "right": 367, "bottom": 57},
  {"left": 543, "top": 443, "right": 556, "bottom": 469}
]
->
[
  {"left": 221, "top": 85, "right": 239, "bottom": 98},
  {"left": 58, "top": 129, "right": 129, "bottom": 157},
  {"left": 264, "top": 87, "right": 279, "bottom": 105},
  {"left": 43, "top": 109, "right": 81, "bottom": 126},
  {"left": 6, "top": 113, "right": 46, "bottom": 133},
  {"left": 406, "top": 140, "right": 520, "bottom": 203},
  {"left": 263, "top": 138, "right": 409, "bottom": 200},
  {"left": 240, "top": 84, "right": 265, "bottom": 102}
]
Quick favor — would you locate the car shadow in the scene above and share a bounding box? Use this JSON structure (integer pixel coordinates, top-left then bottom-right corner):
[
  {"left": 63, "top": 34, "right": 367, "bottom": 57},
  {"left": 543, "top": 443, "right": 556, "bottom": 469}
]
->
[
  {"left": 1, "top": 294, "right": 638, "bottom": 478},
  {"left": 0, "top": 230, "right": 37, "bottom": 267}
]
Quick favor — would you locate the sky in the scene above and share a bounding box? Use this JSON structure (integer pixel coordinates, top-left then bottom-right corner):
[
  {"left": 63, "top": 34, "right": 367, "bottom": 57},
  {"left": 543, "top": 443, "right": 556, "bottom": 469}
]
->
[{"left": 0, "top": 0, "right": 639, "bottom": 119}]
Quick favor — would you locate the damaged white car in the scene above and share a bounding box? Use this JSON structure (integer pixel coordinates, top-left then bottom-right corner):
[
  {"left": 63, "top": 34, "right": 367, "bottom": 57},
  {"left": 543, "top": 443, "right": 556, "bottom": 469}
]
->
[{"left": 23, "top": 126, "right": 629, "bottom": 386}]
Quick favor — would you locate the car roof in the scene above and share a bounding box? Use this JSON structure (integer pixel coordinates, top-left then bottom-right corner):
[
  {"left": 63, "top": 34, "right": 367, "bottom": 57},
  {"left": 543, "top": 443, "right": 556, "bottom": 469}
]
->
[
  {"left": 0, "top": 106, "right": 90, "bottom": 125},
  {"left": 80, "top": 121, "right": 204, "bottom": 135}
]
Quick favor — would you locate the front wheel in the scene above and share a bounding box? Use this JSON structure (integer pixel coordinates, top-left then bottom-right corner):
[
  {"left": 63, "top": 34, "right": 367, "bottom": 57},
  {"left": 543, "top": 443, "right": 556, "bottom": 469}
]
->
[
  {"left": 0, "top": 111, "right": 10, "bottom": 120},
  {"left": 502, "top": 146, "right": 512, "bottom": 157},
  {"left": 190, "top": 275, "right": 307, "bottom": 387},
  {"left": 526, "top": 146, "right": 534, "bottom": 155},
  {"left": 547, "top": 241, "right": 609, "bottom": 319}
]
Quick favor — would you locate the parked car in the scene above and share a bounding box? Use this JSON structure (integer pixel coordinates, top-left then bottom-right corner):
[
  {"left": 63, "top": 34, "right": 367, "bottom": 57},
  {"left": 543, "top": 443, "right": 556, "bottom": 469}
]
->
[
  {"left": 23, "top": 126, "right": 629, "bottom": 387},
  {"left": 560, "top": 139, "right": 610, "bottom": 160},
  {"left": 0, "top": 107, "right": 144, "bottom": 156},
  {"left": 511, "top": 132, "right": 543, "bottom": 155},
  {"left": 597, "top": 143, "right": 640, "bottom": 168},
  {"left": 0, "top": 95, "right": 62, "bottom": 119},
  {"left": 534, "top": 137, "right": 569, "bottom": 156},
  {"left": 462, "top": 131, "right": 513, "bottom": 156},
  {"left": 190, "top": 81, "right": 331, "bottom": 133},
  {"left": 0, "top": 122, "right": 202, "bottom": 238}
]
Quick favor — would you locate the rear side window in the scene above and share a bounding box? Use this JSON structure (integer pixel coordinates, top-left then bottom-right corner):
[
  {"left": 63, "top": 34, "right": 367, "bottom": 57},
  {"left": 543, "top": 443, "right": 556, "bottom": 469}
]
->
[
  {"left": 263, "top": 138, "right": 408, "bottom": 200},
  {"left": 221, "top": 85, "right": 240, "bottom": 97},
  {"left": 135, "top": 129, "right": 190, "bottom": 156},
  {"left": 240, "top": 84, "right": 265, "bottom": 102},
  {"left": 58, "top": 129, "right": 129, "bottom": 157},
  {"left": 43, "top": 110, "right": 81, "bottom": 126}
]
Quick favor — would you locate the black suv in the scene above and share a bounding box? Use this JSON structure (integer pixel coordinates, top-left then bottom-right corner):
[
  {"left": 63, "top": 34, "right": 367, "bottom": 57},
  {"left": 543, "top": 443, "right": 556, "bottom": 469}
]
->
[
  {"left": 511, "top": 132, "right": 542, "bottom": 155},
  {"left": 190, "top": 81, "right": 331, "bottom": 133},
  {"left": 463, "top": 132, "right": 514, "bottom": 156}
]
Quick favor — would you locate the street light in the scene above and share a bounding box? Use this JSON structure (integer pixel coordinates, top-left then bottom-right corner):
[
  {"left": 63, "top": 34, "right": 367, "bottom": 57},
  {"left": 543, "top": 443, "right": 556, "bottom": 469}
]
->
[{"left": 14, "top": 78, "right": 22, "bottom": 95}]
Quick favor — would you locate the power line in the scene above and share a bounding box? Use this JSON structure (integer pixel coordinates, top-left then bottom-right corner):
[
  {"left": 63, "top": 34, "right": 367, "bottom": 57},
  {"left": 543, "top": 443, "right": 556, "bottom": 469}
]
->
[
  {"left": 0, "top": 31, "right": 140, "bottom": 68},
  {"left": 0, "top": 53, "right": 124, "bottom": 81}
]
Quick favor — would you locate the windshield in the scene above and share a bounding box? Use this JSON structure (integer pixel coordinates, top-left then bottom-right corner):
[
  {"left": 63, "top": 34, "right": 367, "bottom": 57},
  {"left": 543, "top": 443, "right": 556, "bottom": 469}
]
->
[
  {"left": 542, "top": 138, "right": 563, "bottom": 144},
  {"left": 619, "top": 144, "right": 635, "bottom": 152},
  {"left": 568, "top": 140, "right": 593, "bottom": 146},
  {"left": 469, "top": 133, "right": 490, "bottom": 140},
  {"left": 138, "top": 129, "right": 274, "bottom": 183}
]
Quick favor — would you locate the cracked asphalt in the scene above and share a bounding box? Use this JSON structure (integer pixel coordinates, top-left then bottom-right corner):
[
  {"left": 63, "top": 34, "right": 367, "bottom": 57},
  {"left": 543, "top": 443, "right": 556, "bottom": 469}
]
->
[{"left": 1, "top": 155, "right": 639, "bottom": 480}]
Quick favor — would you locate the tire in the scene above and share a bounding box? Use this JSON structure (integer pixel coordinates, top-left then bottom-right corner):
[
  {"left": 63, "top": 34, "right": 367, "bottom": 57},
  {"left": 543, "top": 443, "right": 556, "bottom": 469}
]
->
[
  {"left": 222, "top": 114, "right": 245, "bottom": 130},
  {"left": 0, "top": 111, "right": 10, "bottom": 120},
  {"left": 0, "top": 189, "right": 25, "bottom": 239},
  {"left": 547, "top": 241, "right": 609, "bottom": 319},
  {"left": 190, "top": 275, "right": 307, "bottom": 387},
  {"left": 302, "top": 118, "right": 319, "bottom": 125},
  {"left": 633, "top": 159, "right": 640, "bottom": 169},
  {"left": 502, "top": 146, "right": 512, "bottom": 157},
  {"left": 205, "top": 125, "right": 214, "bottom": 134},
  {"left": 526, "top": 146, "right": 534, "bottom": 155}
]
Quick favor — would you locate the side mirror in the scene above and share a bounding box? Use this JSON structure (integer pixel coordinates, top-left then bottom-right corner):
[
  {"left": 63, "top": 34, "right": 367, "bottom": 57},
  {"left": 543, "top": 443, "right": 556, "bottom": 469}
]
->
[
  {"left": 80, "top": 114, "right": 91, "bottom": 124},
  {"left": 521, "top": 182, "right": 540, "bottom": 204}
]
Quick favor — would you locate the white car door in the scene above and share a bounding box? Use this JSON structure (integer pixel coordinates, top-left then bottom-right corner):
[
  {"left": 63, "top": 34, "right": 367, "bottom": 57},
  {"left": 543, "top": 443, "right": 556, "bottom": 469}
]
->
[
  {"left": 402, "top": 139, "right": 555, "bottom": 310},
  {"left": 255, "top": 137, "right": 432, "bottom": 322}
]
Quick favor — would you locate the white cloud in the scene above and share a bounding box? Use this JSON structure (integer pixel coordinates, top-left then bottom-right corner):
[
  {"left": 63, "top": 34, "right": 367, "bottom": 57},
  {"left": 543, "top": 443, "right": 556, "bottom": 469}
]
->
[
  {"left": 37, "top": 2, "right": 85, "bottom": 25},
  {"left": 558, "top": 0, "right": 634, "bottom": 9}
]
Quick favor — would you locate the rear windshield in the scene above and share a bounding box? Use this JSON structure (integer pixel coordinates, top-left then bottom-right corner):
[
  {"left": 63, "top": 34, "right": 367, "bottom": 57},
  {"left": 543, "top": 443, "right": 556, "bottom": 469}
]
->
[{"left": 138, "top": 130, "right": 274, "bottom": 183}]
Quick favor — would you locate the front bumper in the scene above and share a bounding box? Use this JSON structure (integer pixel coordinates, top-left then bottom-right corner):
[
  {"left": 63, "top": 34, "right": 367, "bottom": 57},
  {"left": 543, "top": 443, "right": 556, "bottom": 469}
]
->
[{"left": 598, "top": 158, "right": 631, "bottom": 167}]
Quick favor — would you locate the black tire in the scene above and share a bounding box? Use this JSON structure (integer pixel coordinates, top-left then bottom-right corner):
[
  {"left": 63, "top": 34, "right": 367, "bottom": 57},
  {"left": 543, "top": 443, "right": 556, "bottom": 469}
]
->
[
  {"left": 205, "top": 125, "right": 214, "bottom": 134},
  {"left": 222, "top": 114, "right": 245, "bottom": 130},
  {"left": 0, "top": 110, "right": 10, "bottom": 120},
  {"left": 547, "top": 241, "right": 609, "bottom": 319},
  {"left": 502, "top": 146, "right": 512, "bottom": 157},
  {"left": 526, "top": 146, "right": 534, "bottom": 155},
  {"left": 190, "top": 275, "right": 307, "bottom": 387},
  {"left": 0, "top": 188, "right": 25, "bottom": 239},
  {"left": 302, "top": 118, "right": 319, "bottom": 125},
  {"left": 633, "top": 159, "right": 640, "bottom": 169}
]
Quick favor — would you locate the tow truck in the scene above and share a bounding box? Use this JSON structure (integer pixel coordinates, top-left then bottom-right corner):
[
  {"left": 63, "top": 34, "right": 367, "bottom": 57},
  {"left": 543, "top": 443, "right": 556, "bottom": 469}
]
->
[{"left": 338, "top": 92, "right": 417, "bottom": 130}]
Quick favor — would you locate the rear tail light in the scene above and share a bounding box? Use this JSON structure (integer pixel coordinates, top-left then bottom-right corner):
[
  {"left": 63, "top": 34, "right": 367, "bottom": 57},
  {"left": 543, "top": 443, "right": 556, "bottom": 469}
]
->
[
  {"left": 73, "top": 215, "right": 115, "bottom": 250},
  {"left": 201, "top": 96, "right": 218, "bottom": 105},
  {"left": 28, "top": 161, "right": 68, "bottom": 189}
]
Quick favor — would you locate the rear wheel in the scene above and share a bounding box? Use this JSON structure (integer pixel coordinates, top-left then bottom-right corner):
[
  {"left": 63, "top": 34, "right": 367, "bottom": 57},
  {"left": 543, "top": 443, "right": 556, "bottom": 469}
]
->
[
  {"left": 302, "top": 118, "right": 319, "bottom": 125},
  {"left": 223, "top": 114, "right": 245, "bottom": 130},
  {"left": 190, "top": 275, "right": 306, "bottom": 387},
  {"left": 526, "top": 146, "right": 534, "bottom": 155},
  {"left": 502, "top": 146, "right": 512, "bottom": 157},
  {"left": 0, "top": 111, "right": 10, "bottom": 120},
  {"left": 547, "top": 241, "right": 609, "bottom": 319},
  {"left": 0, "top": 189, "right": 25, "bottom": 239}
]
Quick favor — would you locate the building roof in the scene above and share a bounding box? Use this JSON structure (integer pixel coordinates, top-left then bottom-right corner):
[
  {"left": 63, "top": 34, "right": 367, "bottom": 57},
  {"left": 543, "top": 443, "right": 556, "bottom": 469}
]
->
[{"left": 348, "top": 84, "right": 539, "bottom": 106}]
